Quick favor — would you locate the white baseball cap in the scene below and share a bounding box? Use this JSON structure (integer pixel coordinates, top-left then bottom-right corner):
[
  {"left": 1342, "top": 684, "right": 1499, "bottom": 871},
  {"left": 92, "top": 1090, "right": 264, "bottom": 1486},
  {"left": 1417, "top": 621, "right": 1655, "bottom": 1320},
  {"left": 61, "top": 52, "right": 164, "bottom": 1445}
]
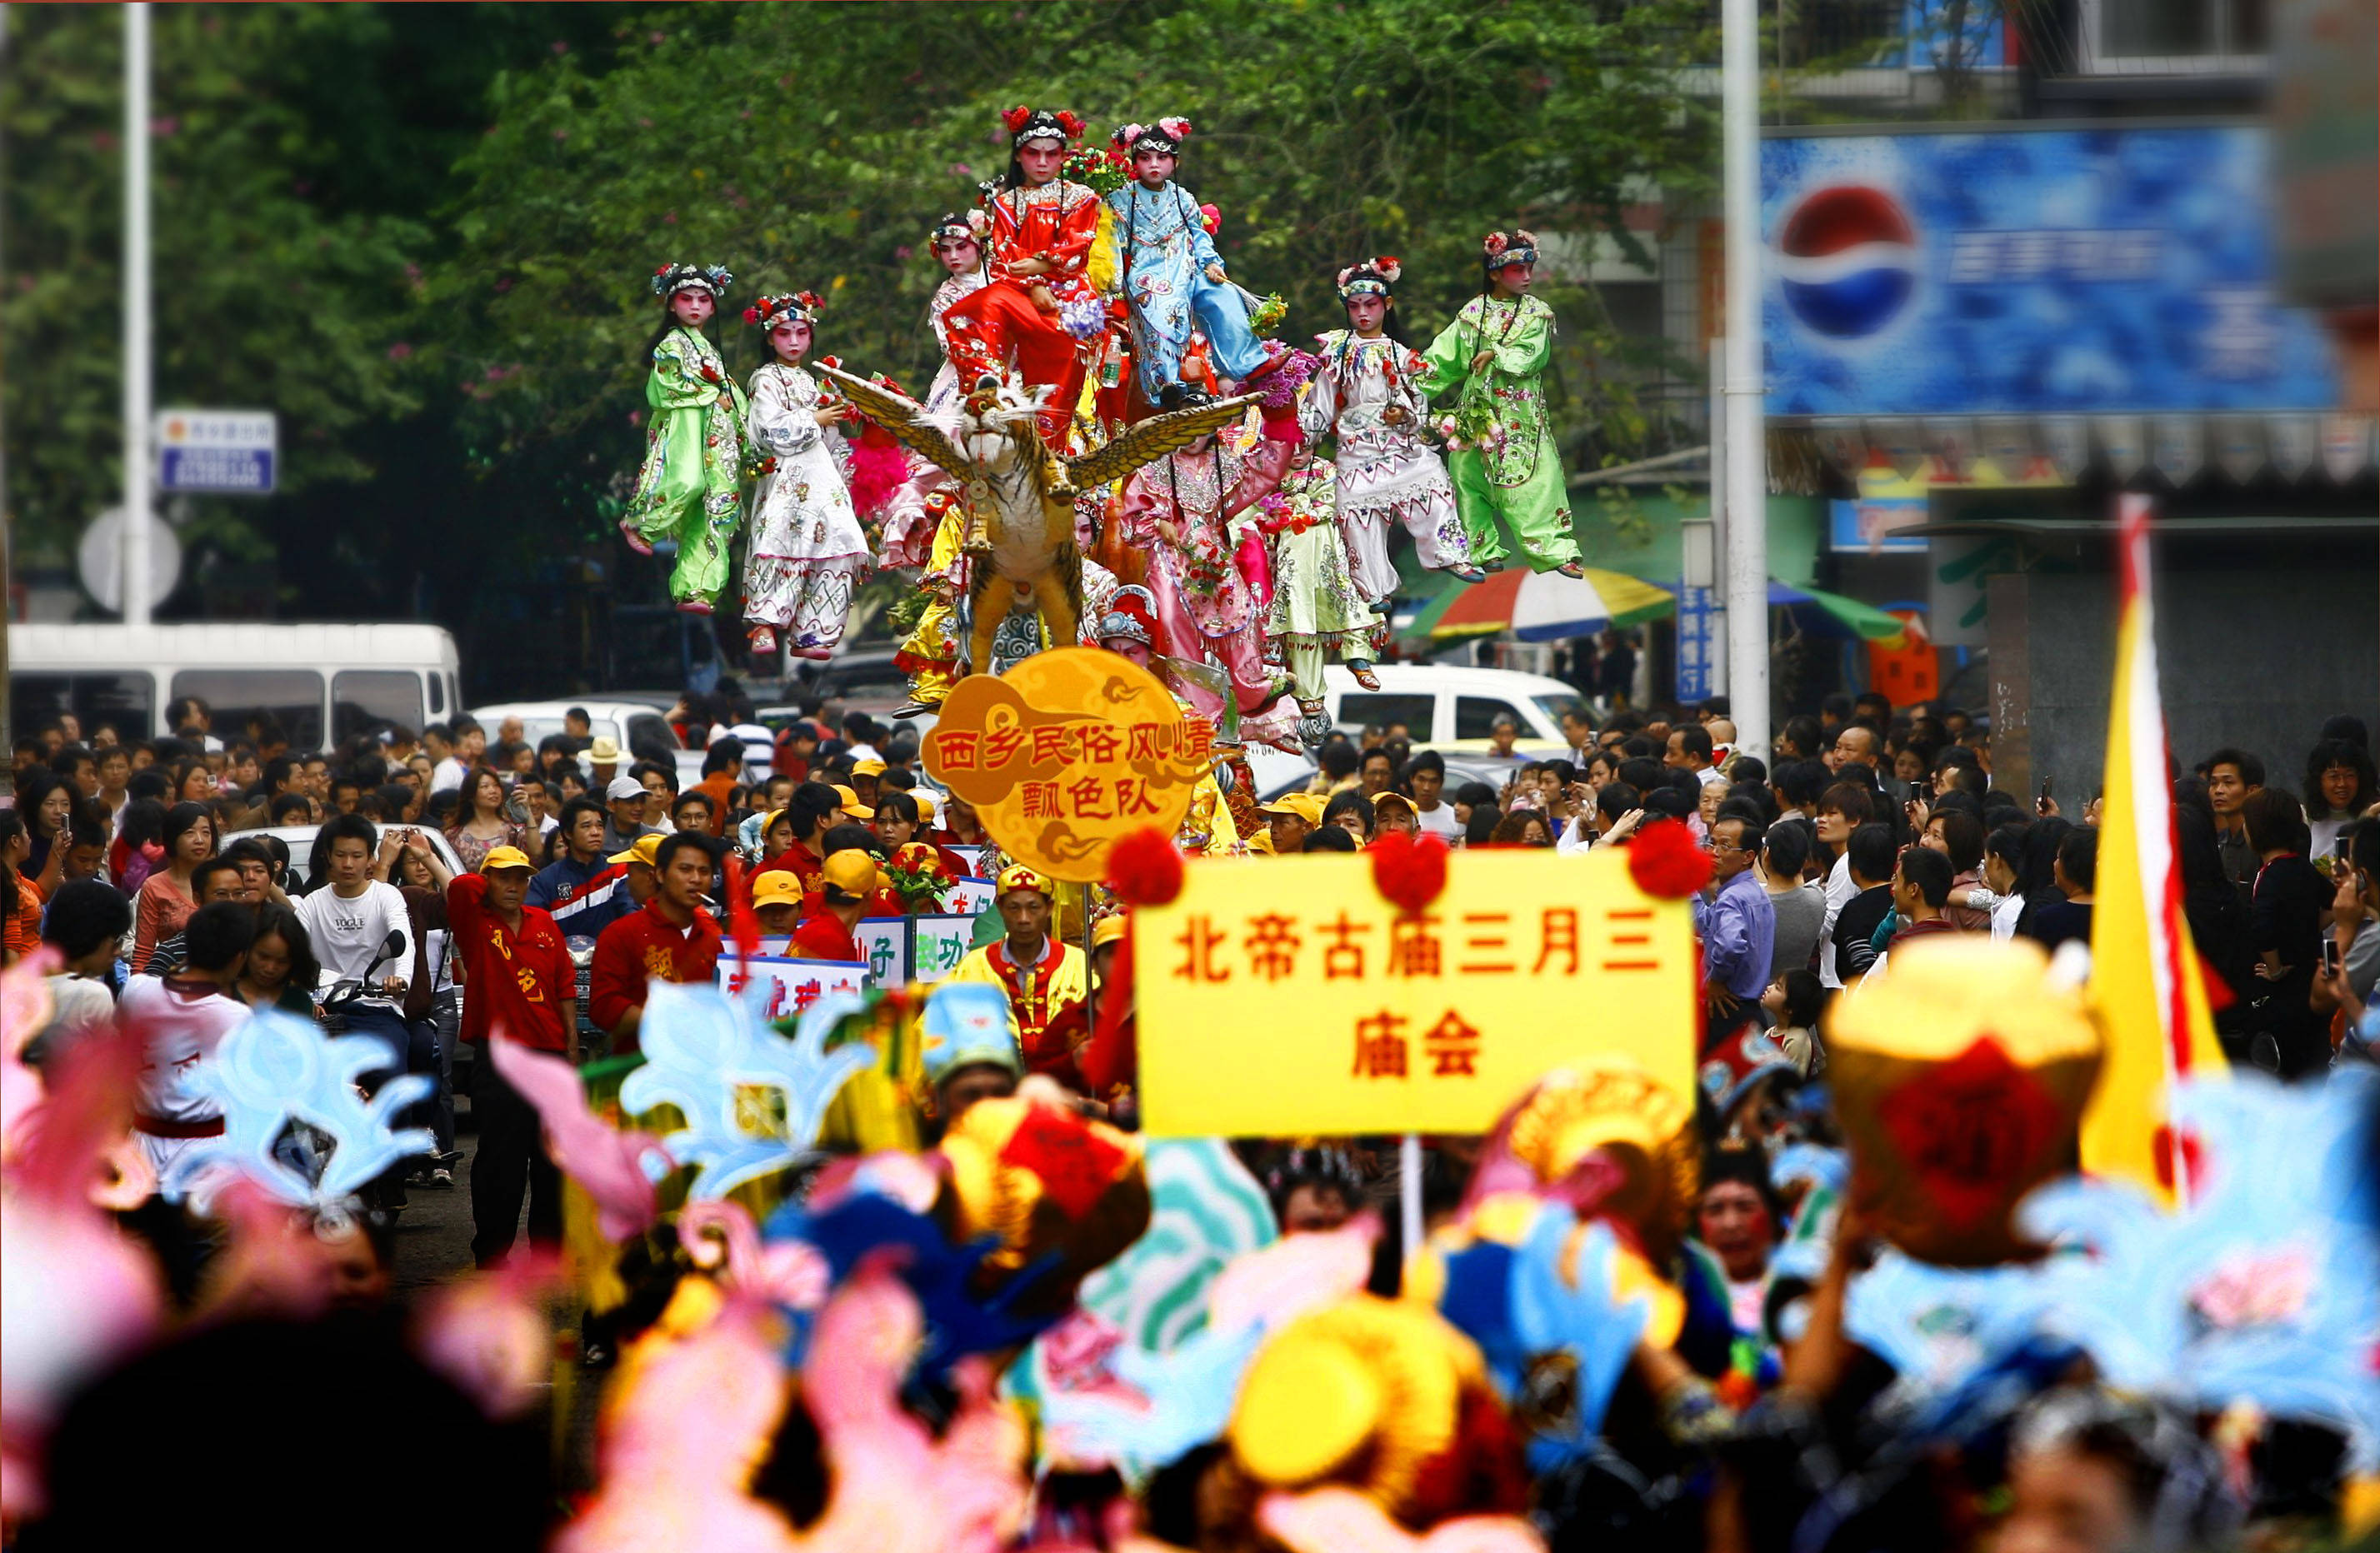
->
[{"left": 606, "top": 775, "right": 647, "bottom": 801}]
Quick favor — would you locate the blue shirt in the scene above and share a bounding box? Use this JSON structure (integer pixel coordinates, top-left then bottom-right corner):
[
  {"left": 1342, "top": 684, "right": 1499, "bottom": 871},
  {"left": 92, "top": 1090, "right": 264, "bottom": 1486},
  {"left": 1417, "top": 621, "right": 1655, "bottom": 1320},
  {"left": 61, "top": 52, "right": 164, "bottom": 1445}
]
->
[
  {"left": 1694, "top": 866, "right": 1777, "bottom": 1001},
  {"left": 529, "top": 855, "right": 628, "bottom": 939}
]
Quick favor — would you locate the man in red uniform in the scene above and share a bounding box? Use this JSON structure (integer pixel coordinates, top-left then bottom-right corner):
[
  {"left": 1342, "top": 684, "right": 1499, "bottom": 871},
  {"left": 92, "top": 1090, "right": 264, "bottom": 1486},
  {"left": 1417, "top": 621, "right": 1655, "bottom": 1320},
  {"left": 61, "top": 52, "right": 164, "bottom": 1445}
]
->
[
  {"left": 786, "top": 850, "right": 880, "bottom": 965},
  {"left": 938, "top": 105, "right": 1102, "bottom": 445},
  {"left": 444, "top": 845, "right": 577, "bottom": 1269},
  {"left": 589, "top": 831, "right": 723, "bottom": 1056}
]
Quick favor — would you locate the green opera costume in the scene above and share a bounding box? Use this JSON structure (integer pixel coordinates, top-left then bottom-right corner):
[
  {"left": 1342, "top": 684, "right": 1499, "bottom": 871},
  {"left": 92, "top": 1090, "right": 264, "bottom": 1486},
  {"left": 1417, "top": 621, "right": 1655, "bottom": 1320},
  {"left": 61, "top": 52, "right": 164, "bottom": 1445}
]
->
[
  {"left": 623, "top": 323, "right": 749, "bottom": 608},
  {"left": 1418, "top": 291, "right": 1579, "bottom": 574}
]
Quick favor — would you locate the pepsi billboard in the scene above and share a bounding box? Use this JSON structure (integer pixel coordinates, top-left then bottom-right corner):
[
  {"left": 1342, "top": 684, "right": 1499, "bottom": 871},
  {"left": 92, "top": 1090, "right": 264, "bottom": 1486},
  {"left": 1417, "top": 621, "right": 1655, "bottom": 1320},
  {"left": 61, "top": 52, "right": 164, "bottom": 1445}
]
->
[{"left": 1761, "top": 127, "right": 2339, "bottom": 417}]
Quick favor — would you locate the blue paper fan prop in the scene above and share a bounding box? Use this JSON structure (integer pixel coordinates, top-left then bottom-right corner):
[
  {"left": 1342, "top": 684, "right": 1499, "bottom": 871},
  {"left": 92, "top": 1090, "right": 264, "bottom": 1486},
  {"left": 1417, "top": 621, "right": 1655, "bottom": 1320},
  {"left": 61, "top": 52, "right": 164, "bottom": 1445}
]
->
[{"left": 156, "top": 1008, "right": 434, "bottom": 1222}]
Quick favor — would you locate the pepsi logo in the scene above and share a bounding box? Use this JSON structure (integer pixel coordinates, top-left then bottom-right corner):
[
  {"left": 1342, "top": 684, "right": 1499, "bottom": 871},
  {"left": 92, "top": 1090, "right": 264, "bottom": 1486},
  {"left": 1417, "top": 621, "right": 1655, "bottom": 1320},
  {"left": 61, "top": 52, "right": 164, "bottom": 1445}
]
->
[{"left": 1776, "top": 186, "right": 1918, "bottom": 339}]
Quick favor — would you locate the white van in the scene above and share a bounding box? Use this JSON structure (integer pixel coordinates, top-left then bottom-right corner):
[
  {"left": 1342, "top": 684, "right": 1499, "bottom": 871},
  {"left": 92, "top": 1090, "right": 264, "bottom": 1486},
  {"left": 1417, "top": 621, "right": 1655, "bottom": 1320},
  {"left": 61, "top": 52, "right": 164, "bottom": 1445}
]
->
[
  {"left": 8, "top": 622, "right": 463, "bottom": 751},
  {"left": 1235, "top": 663, "right": 1588, "bottom": 797},
  {"left": 1320, "top": 663, "right": 1582, "bottom": 752}
]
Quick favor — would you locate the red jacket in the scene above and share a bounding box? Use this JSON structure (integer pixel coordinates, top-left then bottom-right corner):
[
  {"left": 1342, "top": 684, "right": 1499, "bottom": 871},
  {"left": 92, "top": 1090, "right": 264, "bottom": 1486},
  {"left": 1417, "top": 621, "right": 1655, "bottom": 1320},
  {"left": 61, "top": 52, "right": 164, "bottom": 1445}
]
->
[
  {"left": 589, "top": 898, "right": 723, "bottom": 1052},
  {"left": 787, "top": 909, "right": 862, "bottom": 965},
  {"left": 445, "top": 874, "right": 575, "bottom": 1052}
]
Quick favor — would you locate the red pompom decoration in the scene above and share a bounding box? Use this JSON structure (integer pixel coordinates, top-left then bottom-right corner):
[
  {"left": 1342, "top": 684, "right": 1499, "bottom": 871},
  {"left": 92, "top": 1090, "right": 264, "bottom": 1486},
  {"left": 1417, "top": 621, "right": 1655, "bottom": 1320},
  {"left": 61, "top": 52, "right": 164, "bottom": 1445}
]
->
[
  {"left": 1627, "top": 818, "right": 1712, "bottom": 899},
  {"left": 1369, "top": 829, "right": 1450, "bottom": 916},
  {"left": 1105, "top": 826, "right": 1184, "bottom": 907},
  {"left": 1002, "top": 104, "right": 1032, "bottom": 134}
]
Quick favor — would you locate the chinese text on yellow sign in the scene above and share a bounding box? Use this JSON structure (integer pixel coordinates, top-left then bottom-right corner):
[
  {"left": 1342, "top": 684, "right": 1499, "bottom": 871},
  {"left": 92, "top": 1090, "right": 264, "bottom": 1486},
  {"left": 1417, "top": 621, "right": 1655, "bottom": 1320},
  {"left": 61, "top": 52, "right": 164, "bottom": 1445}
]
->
[{"left": 1134, "top": 846, "right": 1695, "bottom": 1136}]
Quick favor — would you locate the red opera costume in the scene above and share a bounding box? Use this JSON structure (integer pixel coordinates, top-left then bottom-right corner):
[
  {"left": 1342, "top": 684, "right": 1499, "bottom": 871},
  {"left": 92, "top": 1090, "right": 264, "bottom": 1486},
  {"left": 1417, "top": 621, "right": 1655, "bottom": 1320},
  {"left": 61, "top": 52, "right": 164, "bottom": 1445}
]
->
[{"left": 938, "top": 107, "right": 1102, "bottom": 447}]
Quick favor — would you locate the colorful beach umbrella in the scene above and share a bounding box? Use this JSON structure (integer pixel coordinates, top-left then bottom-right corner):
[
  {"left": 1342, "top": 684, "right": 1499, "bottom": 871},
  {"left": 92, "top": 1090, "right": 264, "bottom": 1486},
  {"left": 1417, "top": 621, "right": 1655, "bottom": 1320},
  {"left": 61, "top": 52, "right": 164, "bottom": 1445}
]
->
[
  {"left": 1768, "top": 580, "right": 1911, "bottom": 645},
  {"left": 1403, "top": 567, "right": 1676, "bottom": 643}
]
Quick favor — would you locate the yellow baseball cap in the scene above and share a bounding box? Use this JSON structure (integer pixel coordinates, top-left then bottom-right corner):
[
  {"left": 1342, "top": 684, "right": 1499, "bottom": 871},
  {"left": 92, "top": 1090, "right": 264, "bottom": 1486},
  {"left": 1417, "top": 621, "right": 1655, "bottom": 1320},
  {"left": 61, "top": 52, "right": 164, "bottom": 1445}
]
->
[
  {"left": 1369, "top": 790, "right": 1417, "bottom": 814},
  {"left": 851, "top": 757, "right": 888, "bottom": 778},
  {"left": 830, "top": 784, "right": 875, "bottom": 821},
  {"left": 1091, "top": 914, "right": 1128, "bottom": 949},
  {"left": 751, "top": 870, "right": 805, "bottom": 911},
  {"left": 996, "top": 861, "right": 1052, "bottom": 900},
  {"left": 608, "top": 834, "right": 661, "bottom": 867},
  {"left": 1260, "top": 791, "right": 1326, "bottom": 826},
  {"left": 822, "top": 850, "right": 882, "bottom": 899},
  {"left": 481, "top": 845, "right": 535, "bottom": 874}
]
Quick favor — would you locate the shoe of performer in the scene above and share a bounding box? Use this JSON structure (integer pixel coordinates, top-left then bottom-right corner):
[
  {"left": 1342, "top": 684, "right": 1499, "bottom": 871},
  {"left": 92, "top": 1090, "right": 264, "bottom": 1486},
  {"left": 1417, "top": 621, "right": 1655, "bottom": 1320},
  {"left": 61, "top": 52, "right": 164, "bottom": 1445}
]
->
[
  {"left": 618, "top": 520, "right": 654, "bottom": 558},
  {"left": 1348, "top": 659, "right": 1382, "bottom": 691},
  {"left": 427, "top": 1167, "right": 454, "bottom": 1191},
  {"left": 676, "top": 598, "right": 714, "bottom": 617},
  {"left": 890, "top": 697, "right": 942, "bottom": 718},
  {"left": 1450, "top": 566, "right": 1488, "bottom": 585},
  {"left": 1554, "top": 561, "right": 1587, "bottom": 580},
  {"left": 748, "top": 625, "right": 778, "bottom": 666},
  {"left": 1482, "top": 560, "right": 1508, "bottom": 574}
]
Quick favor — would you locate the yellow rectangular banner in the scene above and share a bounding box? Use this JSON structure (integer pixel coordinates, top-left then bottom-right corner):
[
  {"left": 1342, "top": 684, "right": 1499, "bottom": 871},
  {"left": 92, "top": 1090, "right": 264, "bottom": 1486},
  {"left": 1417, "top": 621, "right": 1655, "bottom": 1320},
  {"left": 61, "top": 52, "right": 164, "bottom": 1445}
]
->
[{"left": 1135, "top": 846, "right": 1697, "bottom": 1136}]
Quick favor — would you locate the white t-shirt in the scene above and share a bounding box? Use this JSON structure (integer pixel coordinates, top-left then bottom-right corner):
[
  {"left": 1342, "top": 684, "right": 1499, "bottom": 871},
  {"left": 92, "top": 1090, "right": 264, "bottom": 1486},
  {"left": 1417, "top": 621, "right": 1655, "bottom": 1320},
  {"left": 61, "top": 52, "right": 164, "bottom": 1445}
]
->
[
  {"left": 1413, "top": 801, "right": 1461, "bottom": 841},
  {"left": 119, "top": 975, "right": 250, "bottom": 1173},
  {"left": 1990, "top": 891, "right": 2025, "bottom": 943},
  {"left": 294, "top": 880, "right": 415, "bottom": 1010},
  {"left": 1818, "top": 852, "right": 1858, "bottom": 990},
  {"left": 430, "top": 756, "right": 467, "bottom": 794}
]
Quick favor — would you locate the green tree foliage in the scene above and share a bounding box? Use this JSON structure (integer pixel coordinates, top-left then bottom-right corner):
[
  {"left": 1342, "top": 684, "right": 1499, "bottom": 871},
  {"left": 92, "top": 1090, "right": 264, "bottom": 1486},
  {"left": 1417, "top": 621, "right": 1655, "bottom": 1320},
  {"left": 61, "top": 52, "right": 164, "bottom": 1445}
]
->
[
  {"left": 2, "top": 6, "right": 429, "bottom": 563},
  {"left": 435, "top": 0, "right": 1713, "bottom": 523},
  {"left": 5, "top": 1, "right": 1710, "bottom": 671}
]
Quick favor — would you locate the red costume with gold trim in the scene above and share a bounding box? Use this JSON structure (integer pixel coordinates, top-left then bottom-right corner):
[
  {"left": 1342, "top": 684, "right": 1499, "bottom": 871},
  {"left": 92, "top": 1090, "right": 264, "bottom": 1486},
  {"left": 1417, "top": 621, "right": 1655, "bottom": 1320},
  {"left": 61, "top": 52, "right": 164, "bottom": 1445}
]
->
[{"left": 938, "top": 107, "right": 1102, "bottom": 447}]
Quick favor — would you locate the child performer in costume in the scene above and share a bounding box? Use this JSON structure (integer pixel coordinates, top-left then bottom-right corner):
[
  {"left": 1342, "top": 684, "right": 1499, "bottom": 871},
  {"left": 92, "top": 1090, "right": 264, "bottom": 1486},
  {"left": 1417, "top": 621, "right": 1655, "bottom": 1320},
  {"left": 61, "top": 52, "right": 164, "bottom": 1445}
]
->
[
  {"left": 891, "top": 211, "right": 995, "bottom": 715},
  {"left": 1113, "top": 374, "right": 1310, "bottom": 723},
  {"left": 1105, "top": 118, "right": 1275, "bottom": 412},
  {"left": 740, "top": 292, "right": 868, "bottom": 664},
  {"left": 1304, "top": 257, "right": 1483, "bottom": 602},
  {"left": 622, "top": 262, "right": 748, "bottom": 613},
  {"left": 938, "top": 107, "right": 1102, "bottom": 447},
  {"left": 1260, "top": 452, "right": 1382, "bottom": 748},
  {"left": 1419, "top": 231, "right": 1588, "bottom": 578}
]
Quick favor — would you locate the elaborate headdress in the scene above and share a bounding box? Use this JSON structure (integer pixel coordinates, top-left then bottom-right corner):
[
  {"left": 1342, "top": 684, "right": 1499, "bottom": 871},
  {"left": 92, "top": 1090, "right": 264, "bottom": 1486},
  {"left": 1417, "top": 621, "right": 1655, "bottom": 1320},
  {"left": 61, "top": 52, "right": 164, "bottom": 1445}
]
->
[
  {"left": 1001, "top": 105, "right": 1085, "bottom": 147},
  {"left": 1334, "top": 257, "right": 1403, "bottom": 300},
  {"left": 650, "top": 262, "right": 732, "bottom": 299},
  {"left": 741, "top": 291, "right": 824, "bottom": 331},
  {"left": 1481, "top": 229, "right": 1539, "bottom": 267},
  {"left": 1093, "top": 585, "right": 1159, "bottom": 650},
  {"left": 1112, "top": 117, "right": 1192, "bottom": 158},
  {"left": 928, "top": 208, "right": 992, "bottom": 246}
]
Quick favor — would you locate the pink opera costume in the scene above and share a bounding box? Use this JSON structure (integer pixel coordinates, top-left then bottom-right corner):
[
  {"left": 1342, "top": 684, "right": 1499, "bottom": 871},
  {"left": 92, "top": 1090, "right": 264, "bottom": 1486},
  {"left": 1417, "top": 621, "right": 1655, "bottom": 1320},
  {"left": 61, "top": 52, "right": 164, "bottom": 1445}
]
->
[
  {"left": 1112, "top": 363, "right": 1314, "bottom": 725},
  {"left": 740, "top": 291, "right": 868, "bottom": 663},
  {"left": 1300, "top": 257, "right": 1482, "bottom": 604}
]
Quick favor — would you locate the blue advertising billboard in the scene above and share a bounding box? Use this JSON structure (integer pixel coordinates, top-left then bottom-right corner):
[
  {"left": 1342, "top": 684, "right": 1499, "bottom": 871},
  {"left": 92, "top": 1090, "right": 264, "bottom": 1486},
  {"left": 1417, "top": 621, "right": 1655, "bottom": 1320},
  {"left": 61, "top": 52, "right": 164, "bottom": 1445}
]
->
[{"left": 1761, "top": 127, "right": 2339, "bottom": 417}]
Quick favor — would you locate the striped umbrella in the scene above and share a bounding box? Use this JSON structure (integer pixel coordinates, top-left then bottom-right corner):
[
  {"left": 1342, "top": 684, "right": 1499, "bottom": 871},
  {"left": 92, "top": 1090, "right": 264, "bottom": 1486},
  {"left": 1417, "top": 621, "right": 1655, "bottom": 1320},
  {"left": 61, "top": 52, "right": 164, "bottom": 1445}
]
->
[{"left": 1402, "top": 567, "right": 1676, "bottom": 643}]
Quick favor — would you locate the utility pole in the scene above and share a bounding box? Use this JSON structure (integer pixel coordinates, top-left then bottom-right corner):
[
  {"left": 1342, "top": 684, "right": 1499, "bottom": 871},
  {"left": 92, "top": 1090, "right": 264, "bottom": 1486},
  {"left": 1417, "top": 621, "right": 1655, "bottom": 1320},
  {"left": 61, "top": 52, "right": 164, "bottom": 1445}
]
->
[
  {"left": 122, "top": 2, "right": 152, "bottom": 627},
  {"left": 1721, "top": 0, "right": 1770, "bottom": 754}
]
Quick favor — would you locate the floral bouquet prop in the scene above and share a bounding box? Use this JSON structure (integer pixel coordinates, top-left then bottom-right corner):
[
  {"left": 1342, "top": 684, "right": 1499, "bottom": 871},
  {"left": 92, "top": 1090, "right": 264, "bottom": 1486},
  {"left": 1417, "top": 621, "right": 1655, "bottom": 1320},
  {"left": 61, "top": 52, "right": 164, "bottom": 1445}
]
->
[
  {"left": 1432, "top": 398, "right": 1508, "bottom": 456},
  {"left": 1245, "top": 292, "right": 1288, "bottom": 339},
  {"left": 885, "top": 841, "right": 959, "bottom": 914},
  {"left": 1063, "top": 144, "right": 1132, "bottom": 197}
]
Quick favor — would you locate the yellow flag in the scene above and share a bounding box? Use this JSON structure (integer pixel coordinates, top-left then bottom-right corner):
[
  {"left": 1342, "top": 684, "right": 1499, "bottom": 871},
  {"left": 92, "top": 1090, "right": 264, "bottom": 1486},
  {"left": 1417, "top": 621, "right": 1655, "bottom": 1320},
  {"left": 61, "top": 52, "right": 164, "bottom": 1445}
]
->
[{"left": 2081, "top": 496, "right": 2228, "bottom": 1201}]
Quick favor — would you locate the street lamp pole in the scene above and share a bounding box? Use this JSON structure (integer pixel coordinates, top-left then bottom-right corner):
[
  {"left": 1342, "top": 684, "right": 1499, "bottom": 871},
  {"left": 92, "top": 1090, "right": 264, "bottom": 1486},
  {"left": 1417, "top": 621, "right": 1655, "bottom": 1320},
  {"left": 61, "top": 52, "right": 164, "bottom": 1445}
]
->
[
  {"left": 1721, "top": 0, "right": 1770, "bottom": 754},
  {"left": 122, "top": 2, "right": 152, "bottom": 627}
]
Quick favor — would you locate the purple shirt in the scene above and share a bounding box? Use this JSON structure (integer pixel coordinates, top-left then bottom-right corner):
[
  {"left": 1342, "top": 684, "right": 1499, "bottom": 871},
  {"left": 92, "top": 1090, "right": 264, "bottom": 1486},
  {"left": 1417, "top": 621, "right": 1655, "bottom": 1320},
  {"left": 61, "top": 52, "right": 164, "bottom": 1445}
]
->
[{"left": 1695, "top": 866, "right": 1777, "bottom": 1001}]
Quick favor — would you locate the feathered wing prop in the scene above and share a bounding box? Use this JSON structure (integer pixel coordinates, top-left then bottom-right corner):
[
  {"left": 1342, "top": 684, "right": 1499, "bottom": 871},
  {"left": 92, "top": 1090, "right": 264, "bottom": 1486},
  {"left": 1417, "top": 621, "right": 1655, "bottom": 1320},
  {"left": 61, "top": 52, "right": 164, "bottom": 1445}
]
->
[
  {"left": 815, "top": 363, "right": 969, "bottom": 479},
  {"left": 1062, "top": 393, "right": 1261, "bottom": 492}
]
